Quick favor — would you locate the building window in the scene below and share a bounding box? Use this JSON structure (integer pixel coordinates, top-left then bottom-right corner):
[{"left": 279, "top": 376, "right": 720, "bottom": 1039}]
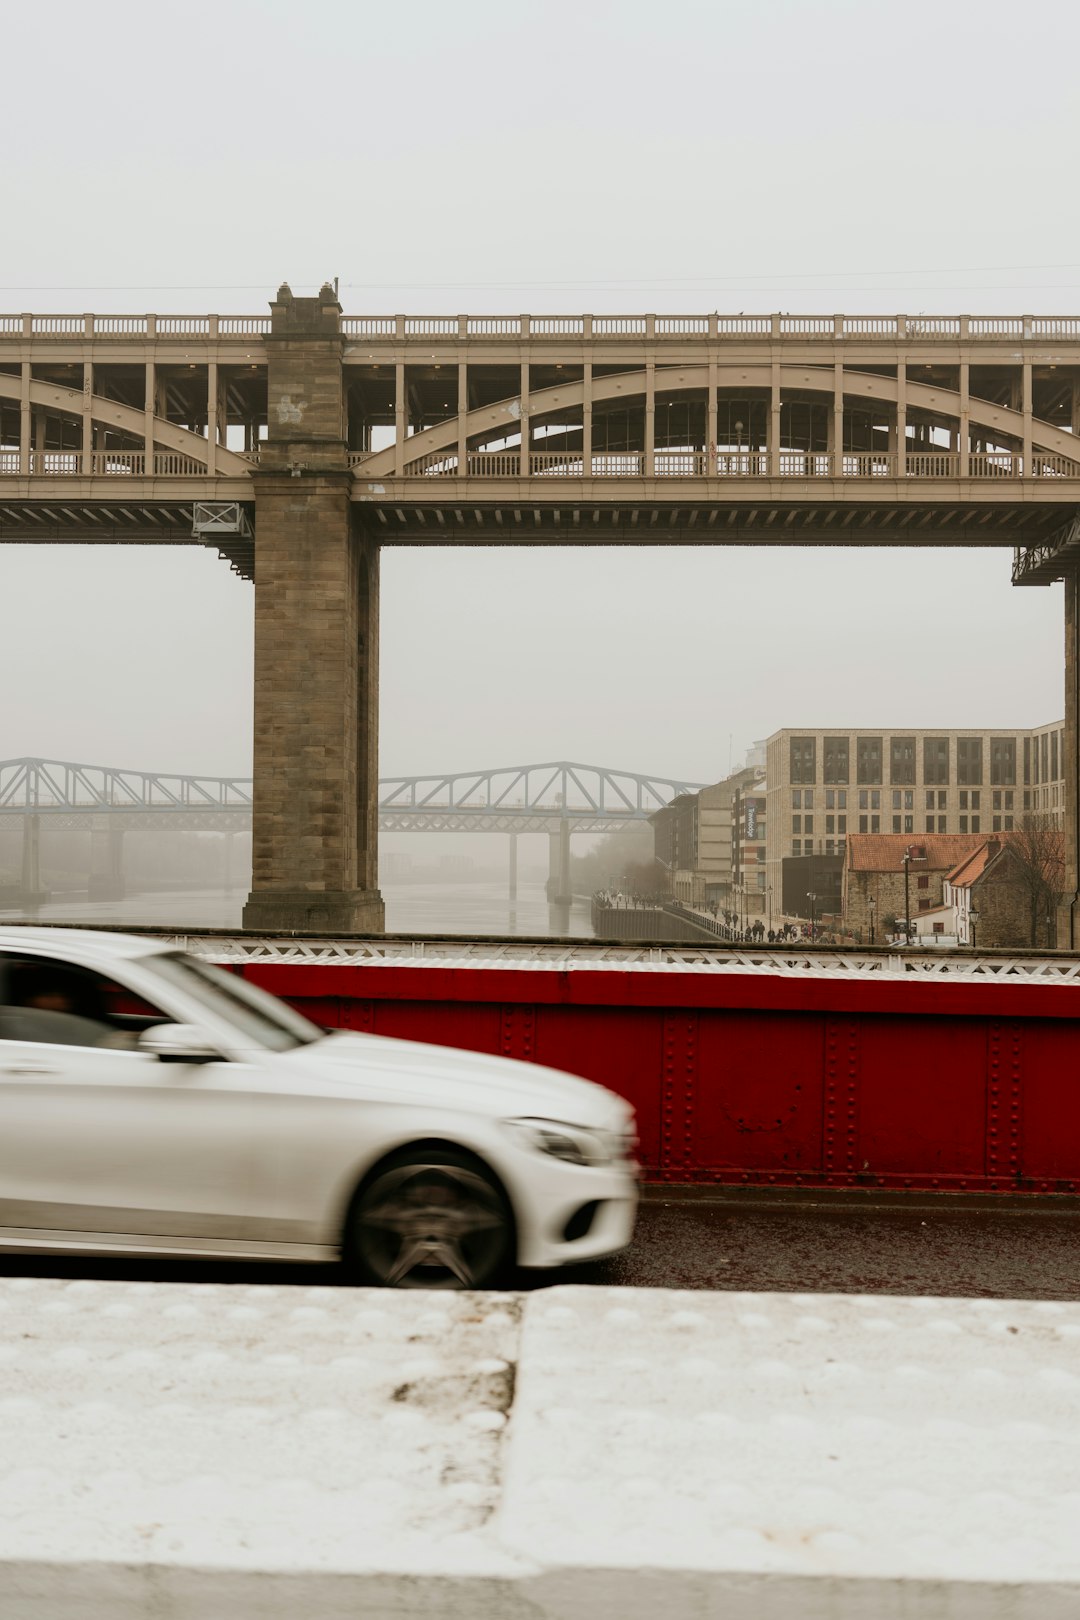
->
[
  {"left": 1005, "top": 790, "right": 1013, "bottom": 810},
  {"left": 804, "top": 816, "right": 813, "bottom": 834},
  {"left": 918, "top": 898, "right": 931, "bottom": 912},
  {"left": 791, "top": 790, "right": 801, "bottom": 809},
  {"left": 859, "top": 815, "right": 868, "bottom": 832},
  {"left": 924, "top": 737, "right": 950, "bottom": 785},
  {"left": 972, "top": 816, "right": 980, "bottom": 833},
  {"left": 871, "top": 815, "right": 880, "bottom": 832},
  {"left": 803, "top": 790, "right": 814, "bottom": 810},
  {"left": 892, "top": 816, "right": 901, "bottom": 833},
  {"left": 938, "top": 791, "right": 947, "bottom": 809},
  {"left": 890, "top": 736, "right": 916, "bottom": 785},
  {"left": 825, "top": 815, "right": 835, "bottom": 834},
  {"left": 917, "top": 875, "right": 929, "bottom": 890},
  {"left": 1024, "top": 789, "right": 1031, "bottom": 810},
  {"left": 904, "top": 790, "right": 913, "bottom": 810},
  {"left": 1041, "top": 733, "right": 1049, "bottom": 784},
  {"left": 871, "top": 790, "right": 880, "bottom": 810},
  {"left": 926, "top": 816, "right": 935, "bottom": 832},
  {"left": 993, "top": 816, "right": 1001, "bottom": 831},
  {"left": 792, "top": 815, "right": 801, "bottom": 833},
  {"left": 857, "top": 736, "right": 882, "bottom": 784},
  {"left": 938, "top": 816, "right": 948, "bottom": 832},
  {"left": 1024, "top": 736, "right": 1031, "bottom": 785},
  {"left": 1005, "top": 815, "right": 1013, "bottom": 830},
  {"left": 957, "top": 737, "right": 983, "bottom": 785},
  {"left": 1052, "top": 730, "right": 1059, "bottom": 782},
  {"left": 993, "top": 791, "right": 1001, "bottom": 811},
  {"left": 960, "top": 816, "right": 968, "bottom": 833},
  {"left": 990, "top": 738, "right": 1016, "bottom": 786},
  {"left": 959, "top": 791, "right": 967, "bottom": 809},
  {"left": 971, "top": 790, "right": 980, "bottom": 810},
  {"left": 838, "top": 790, "right": 846, "bottom": 809},
  {"left": 904, "top": 815, "right": 913, "bottom": 833},
  {"left": 790, "top": 737, "right": 816, "bottom": 784},
  {"left": 859, "top": 790, "right": 868, "bottom": 810},
  {"left": 823, "top": 737, "right": 849, "bottom": 784},
  {"left": 933, "top": 922, "right": 945, "bottom": 936},
  {"left": 892, "top": 790, "right": 901, "bottom": 810},
  {"left": 792, "top": 839, "right": 801, "bottom": 856},
  {"left": 838, "top": 815, "right": 846, "bottom": 833},
  {"left": 825, "top": 840, "right": 834, "bottom": 854},
  {"left": 925, "top": 791, "right": 935, "bottom": 810}
]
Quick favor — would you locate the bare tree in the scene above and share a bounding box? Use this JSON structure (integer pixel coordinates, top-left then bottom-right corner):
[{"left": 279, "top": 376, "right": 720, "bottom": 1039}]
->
[{"left": 1008, "top": 815, "right": 1066, "bottom": 947}]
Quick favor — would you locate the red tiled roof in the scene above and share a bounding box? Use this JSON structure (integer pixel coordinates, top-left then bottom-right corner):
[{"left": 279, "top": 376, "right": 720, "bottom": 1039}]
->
[
  {"left": 944, "top": 841, "right": 1002, "bottom": 888},
  {"left": 845, "top": 833, "right": 988, "bottom": 873}
]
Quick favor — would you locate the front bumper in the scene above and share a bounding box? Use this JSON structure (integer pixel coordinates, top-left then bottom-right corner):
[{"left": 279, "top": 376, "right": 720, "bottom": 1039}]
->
[{"left": 513, "top": 1158, "right": 639, "bottom": 1269}]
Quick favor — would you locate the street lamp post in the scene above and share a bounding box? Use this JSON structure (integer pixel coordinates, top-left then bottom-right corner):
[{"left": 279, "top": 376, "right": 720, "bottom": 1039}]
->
[
  {"left": 902, "top": 849, "right": 912, "bottom": 945},
  {"left": 767, "top": 884, "right": 773, "bottom": 936},
  {"left": 868, "top": 895, "right": 876, "bottom": 946},
  {"left": 970, "top": 906, "right": 980, "bottom": 952},
  {"left": 808, "top": 891, "right": 817, "bottom": 938}
]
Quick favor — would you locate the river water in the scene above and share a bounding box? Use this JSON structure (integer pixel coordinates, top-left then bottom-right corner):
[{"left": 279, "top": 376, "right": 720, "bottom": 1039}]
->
[{"left": 0, "top": 880, "right": 596, "bottom": 939}]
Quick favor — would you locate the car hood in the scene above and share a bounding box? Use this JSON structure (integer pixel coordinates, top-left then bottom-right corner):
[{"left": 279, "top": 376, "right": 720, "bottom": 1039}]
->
[{"left": 279, "top": 1029, "right": 630, "bottom": 1128}]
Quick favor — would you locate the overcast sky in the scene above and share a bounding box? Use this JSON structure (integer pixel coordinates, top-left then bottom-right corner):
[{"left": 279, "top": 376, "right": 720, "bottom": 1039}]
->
[{"left": 2, "top": 0, "right": 1077, "bottom": 785}]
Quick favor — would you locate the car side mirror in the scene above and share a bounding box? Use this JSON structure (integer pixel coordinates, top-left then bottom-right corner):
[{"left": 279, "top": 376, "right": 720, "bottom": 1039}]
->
[{"left": 137, "top": 1023, "right": 222, "bottom": 1064}]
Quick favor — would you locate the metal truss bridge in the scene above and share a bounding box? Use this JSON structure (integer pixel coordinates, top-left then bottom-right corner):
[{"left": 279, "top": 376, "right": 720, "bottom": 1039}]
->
[{"left": 0, "top": 758, "right": 703, "bottom": 835}]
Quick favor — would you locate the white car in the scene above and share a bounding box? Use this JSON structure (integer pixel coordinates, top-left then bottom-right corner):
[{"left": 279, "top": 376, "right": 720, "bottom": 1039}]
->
[{"left": 0, "top": 928, "right": 638, "bottom": 1287}]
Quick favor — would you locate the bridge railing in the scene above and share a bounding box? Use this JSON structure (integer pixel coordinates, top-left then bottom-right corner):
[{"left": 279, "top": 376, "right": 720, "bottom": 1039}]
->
[
  {"left": 9, "top": 312, "right": 1080, "bottom": 343},
  {"left": 388, "top": 448, "right": 1080, "bottom": 481},
  {"left": 0, "top": 450, "right": 213, "bottom": 477}
]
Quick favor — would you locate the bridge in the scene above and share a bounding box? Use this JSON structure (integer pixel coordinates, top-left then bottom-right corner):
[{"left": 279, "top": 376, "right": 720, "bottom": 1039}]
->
[
  {"left": 3, "top": 284, "right": 1080, "bottom": 936},
  {"left": 0, "top": 758, "right": 700, "bottom": 903}
]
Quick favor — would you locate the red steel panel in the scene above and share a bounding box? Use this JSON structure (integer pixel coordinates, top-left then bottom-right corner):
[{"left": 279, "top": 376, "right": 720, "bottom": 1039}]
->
[
  {"left": 237, "top": 961, "right": 1080, "bottom": 1196},
  {"left": 682, "top": 1011, "right": 826, "bottom": 1183}
]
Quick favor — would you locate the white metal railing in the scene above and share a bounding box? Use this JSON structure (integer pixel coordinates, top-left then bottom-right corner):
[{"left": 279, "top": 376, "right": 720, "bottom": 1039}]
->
[
  {"left": 1032, "top": 451, "right": 1080, "bottom": 477},
  {"left": 654, "top": 450, "right": 706, "bottom": 476},
  {"left": 531, "top": 317, "right": 585, "bottom": 335},
  {"left": 465, "top": 450, "right": 521, "bottom": 477},
  {"left": 839, "top": 451, "right": 895, "bottom": 478},
  {"left": 969, "top": 451, "right": 1020, "bottom": 478},
  {"left": 968, "top": 317, "right": 1024, "bottom": 336},
  {"left": 592, "top": 317, "right": 647, "bottom": 335},
  {"left": 530, "top": 451, "right": 585, "bottom": 476},
  {"left": 780, "top": 450, "right": 835, "bottom": 477},
  {"left": 716, "top": 316, "right": 771, "bottom": 333},
  {"left": 341, "top": 317, "right": 396, "bottom": 336},
  {"left": 591, "top": 451, "right": 645, "bottom": 475},
  {"left": 404, "top": 317, "right": 457, "bottom": 335},
  {"left": 405, "top": 449, "right": 460, "bottom": 477},
  {"left": 780, "top": 316, "right": 833, "bottom": 335},
  {"left": 715, "top": 450, "right": 769, "bottom": 476},
  {"left": 5, "top": 312, "right": 1080, "bottom": 345},
  {"left": 155, "top": 316, "right": 210, "bottom": 334},
  {"left": 91, "top": 316, "right": 149, "bottom": 334},
  {"left": 906, "top": 451, "right": 960, "bottom": 478},
  {"left": 656, "top": 316, "right": 709, "bottom": 334}
]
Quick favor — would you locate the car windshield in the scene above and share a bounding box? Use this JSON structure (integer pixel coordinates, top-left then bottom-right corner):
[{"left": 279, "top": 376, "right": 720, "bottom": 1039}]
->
[{"left": 145, "top": 952, "right": 323, "bottom": 1052}]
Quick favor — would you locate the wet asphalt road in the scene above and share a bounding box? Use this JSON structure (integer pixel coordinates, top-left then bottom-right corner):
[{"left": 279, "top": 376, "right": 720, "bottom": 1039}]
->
[{"left": 2, "top": 1193, "right": 1078, "bottom": 1299}]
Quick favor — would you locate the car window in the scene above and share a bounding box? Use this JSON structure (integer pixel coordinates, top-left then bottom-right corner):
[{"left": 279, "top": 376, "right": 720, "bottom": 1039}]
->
[
  {"left": 144, "top": 953, "right": 322, "bottom": 1052},
  {"left": 0, "top": 953, "right": 173, "bottom": 1050}
]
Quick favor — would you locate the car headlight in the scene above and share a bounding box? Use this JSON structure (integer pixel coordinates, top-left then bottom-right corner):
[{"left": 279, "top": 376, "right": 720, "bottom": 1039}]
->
[{"left": 502, "top": 1117, "right": 617, "bottom": 1168}]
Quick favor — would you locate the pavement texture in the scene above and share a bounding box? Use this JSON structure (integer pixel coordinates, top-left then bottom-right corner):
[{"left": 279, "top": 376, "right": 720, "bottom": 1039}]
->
[
  {"left": 3, "top": 1279, "right": 1080, "bottom": 1618},
  {"left": 2, "top": 1193, "right": 1080, "bottom": 1299}
]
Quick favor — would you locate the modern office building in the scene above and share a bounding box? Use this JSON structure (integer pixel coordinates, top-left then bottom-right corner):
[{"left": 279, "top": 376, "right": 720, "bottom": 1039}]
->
[{"left": 764, "top": 723, "right": 1066, "bottom": 916}]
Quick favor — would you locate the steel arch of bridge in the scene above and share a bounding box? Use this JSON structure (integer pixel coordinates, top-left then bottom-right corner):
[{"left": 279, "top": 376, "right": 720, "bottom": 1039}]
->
[{"left": 0, "top": 758, "right": 704, "bottom": 827}]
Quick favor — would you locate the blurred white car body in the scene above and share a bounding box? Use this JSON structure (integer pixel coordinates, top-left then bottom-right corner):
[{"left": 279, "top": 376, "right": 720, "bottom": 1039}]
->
[{"left": 0, "top": 929, "right": 637, "bottom": 1286}]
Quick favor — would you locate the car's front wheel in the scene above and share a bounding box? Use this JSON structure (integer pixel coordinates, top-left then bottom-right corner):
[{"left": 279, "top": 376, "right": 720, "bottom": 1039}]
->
[{"left": 346, "top": 1148, "right": 514, "bottom": 1288}]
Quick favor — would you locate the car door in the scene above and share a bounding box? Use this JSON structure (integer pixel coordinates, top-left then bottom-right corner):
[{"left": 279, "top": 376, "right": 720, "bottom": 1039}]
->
[{"left": 0, "top": 950, "right": 268, "bottom": 1247}]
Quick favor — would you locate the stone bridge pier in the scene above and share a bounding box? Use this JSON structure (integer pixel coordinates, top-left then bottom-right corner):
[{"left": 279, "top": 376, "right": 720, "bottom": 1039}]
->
[
  {"left": 87, "top": 817, "right": 125, "bottom": 902},
  {"left": 242, "top": 285, "right": 384, "bottom": 935}
]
